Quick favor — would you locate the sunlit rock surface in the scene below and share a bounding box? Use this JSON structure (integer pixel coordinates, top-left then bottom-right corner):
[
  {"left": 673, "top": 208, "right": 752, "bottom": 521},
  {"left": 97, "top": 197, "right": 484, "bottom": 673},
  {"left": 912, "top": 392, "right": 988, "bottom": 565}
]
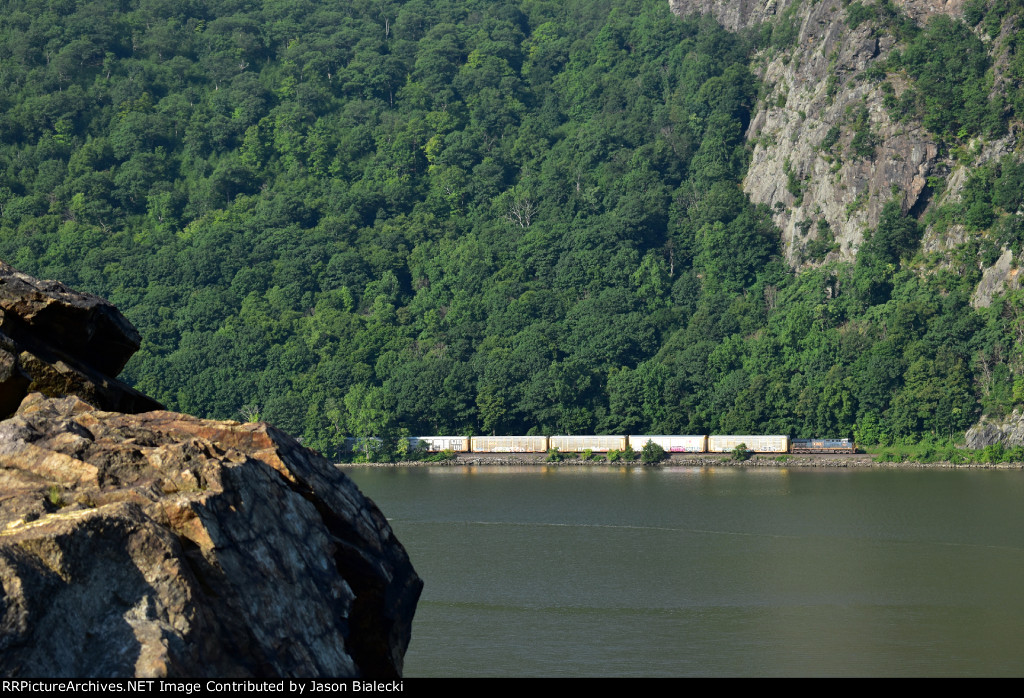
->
[
  {"left": 0, "top": 262, "right": 420, "bottom": 678},
  {"left": 0, "top": 394, "right": 421, "bottom": 678}
]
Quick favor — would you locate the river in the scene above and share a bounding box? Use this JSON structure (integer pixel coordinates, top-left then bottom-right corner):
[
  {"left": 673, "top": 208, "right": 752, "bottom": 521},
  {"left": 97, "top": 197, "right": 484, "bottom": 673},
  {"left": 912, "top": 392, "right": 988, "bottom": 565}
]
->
[{"left": 344, "top": 464, "right": 1024, "bottom": 677}]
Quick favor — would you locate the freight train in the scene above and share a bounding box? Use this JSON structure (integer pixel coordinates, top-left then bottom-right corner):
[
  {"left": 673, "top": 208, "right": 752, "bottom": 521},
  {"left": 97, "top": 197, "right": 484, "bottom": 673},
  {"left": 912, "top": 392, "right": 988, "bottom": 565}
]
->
[{"left": 345, "top": 435, "right": 856, "bottom": 455}]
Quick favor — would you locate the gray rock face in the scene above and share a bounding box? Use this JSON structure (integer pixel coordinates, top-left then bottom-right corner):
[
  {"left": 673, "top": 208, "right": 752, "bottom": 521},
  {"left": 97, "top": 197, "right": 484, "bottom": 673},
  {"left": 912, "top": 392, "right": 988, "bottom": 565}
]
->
[
  {"left": 972, "top": 249, "right": 1020, "bottom": 309},
  {"left": 673, "top": 0, "right": 945, "bottom": 265},
  {"left": 0, "top": 261, "right": 162, "bottom": 418},
  {"left": 669, "top": 0, "right": 967, "bottom": 34},
  {"left": 670, "top": 1, "right": 997, "bottom": 263},
  {"left": 0, "top": 394, "right": 421, "bottom": 678},
  {"left": 668, "top": 0, "right": 797, "bottom": 32},
  {"left": 670, "top": 0, "right": 1021, "bottom": 301},
  {"left": 965, "top": 409, "right": 1024, "bottom": 449}
]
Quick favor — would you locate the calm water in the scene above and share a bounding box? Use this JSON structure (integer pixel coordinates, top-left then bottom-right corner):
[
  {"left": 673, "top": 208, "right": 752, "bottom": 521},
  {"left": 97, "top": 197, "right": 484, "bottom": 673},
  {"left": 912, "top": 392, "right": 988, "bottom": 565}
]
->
[{"left": 344, "top": 465, "right": 1024, "bottom": 677}]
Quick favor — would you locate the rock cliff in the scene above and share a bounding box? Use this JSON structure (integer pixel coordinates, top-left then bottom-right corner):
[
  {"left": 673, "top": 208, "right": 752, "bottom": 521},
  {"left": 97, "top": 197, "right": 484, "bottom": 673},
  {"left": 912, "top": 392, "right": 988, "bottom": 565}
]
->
[
  {"left": 669, "top": 0, "right": 968, "bottom": 32},
  {"left": 669, "top": 0, "right": 1011, "bottom": 268},
  {"left": 0, "top": 265, "right": 421, "bottom": 678},
  {"left": 670, "top": 0, "right": 1024, "bottom": 445}
]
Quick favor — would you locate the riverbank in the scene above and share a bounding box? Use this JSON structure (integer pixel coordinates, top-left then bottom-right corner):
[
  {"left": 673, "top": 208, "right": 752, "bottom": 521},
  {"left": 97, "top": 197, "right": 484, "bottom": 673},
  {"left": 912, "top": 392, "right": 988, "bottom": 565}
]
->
[{"left": 339, "top": 453, "right": 1024, "bottom": 469}]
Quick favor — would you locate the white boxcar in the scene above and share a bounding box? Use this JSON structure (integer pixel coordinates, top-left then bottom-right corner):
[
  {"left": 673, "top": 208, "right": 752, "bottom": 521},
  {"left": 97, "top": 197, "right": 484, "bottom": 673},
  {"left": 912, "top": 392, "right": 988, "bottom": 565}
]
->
[
  {"left": 471, "top": 435, "right": 549, "bottom": 453},
  {"left": 707, "top": 435, "right": 789, "bottom": 453},
  {"left": 628, "top": 435, "right": 707, "bottom": 453},
  {"left": 549, "top": 435, "right": 627, "bottom": 453},
  {"left": 409, "top": 436, "right": 470, "bottom": 453}
]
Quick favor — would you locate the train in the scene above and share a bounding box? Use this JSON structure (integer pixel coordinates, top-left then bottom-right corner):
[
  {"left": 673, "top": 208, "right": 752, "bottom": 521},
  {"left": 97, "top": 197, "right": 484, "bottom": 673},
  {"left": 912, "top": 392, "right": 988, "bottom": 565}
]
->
[
  {"left": 345, "top": 435, "right": 856, "bottom": 455},
  {"left": 789, "top": 438, "right": 857, "bottom": 454}
]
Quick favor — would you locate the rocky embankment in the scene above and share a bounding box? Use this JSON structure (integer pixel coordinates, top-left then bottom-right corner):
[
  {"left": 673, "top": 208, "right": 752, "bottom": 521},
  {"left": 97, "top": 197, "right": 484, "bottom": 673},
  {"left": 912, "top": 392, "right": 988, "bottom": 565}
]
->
[
  {"left": 351, "top": 453, "right": 1022, "bottom": 468},
  {"left": 0, "top": 264, "right": 421, "bottom": 678}
]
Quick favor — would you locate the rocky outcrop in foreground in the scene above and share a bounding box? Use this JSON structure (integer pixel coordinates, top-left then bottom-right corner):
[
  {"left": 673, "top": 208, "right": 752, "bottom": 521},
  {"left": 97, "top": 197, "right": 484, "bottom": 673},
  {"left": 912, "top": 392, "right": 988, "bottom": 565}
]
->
[
  {"left": 0, "top": 261, "right": 162, "bottom": 419},
  {"left": 0, "top": 393, "right": 421, "bottom": 677},
  {"left": 0, "top": 263, "right": 421, "bottom": 678}
]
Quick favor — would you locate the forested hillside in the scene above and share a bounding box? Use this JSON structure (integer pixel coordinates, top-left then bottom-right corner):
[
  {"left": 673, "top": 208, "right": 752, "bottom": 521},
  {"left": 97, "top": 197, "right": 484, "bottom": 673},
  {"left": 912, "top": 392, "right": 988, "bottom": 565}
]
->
[{"left": 1, "top": 0, "right": 1022, "bottom": 457}]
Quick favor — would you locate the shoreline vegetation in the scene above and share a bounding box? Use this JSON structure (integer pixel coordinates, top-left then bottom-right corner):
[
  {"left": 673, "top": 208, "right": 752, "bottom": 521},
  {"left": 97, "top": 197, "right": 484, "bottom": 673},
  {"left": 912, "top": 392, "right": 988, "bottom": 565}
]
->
[
  {"left": 338, "top": 440, "right": 1024, "bottom": 468},
  {"left": 340, "top": 454, "right": 1024, "bottom": 469}
]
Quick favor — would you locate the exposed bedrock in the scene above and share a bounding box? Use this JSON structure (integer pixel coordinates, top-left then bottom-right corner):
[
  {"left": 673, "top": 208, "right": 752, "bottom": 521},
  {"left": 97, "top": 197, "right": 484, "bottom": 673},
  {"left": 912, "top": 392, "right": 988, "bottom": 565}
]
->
[
  {"left": 668, "top": 0, "right": 967, "bottom": 33},
  {"left": 965, "top": 409, "right": 1024, "bottom": 449},
  {"left": 668, "top": 0, "right": 973, "bottom": 267},
  {"left": 0, "top": 393, "right": 422, "bottom": 678}
]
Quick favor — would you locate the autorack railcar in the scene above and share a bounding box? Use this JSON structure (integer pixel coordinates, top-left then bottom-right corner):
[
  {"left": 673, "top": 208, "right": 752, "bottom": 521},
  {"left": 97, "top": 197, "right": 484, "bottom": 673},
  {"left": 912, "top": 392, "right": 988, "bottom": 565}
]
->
[
  {"left": 549, "top": 435, "right": 627, "bottom": 453},
  {"left": 470, "top": 435, "right": 549, "bottom": 453},
  {"left": 628, "top": 435, "right": 707, "bottom": 452},
  {"left": 707, "top": 435, "right": 790, "bottom": 453}
]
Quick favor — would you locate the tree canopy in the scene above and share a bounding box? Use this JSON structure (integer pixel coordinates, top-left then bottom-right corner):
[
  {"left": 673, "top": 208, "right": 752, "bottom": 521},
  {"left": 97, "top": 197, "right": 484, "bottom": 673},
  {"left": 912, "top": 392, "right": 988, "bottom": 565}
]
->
[{"left": 0, "top": 0, "right": 1021, "bottom": 456}]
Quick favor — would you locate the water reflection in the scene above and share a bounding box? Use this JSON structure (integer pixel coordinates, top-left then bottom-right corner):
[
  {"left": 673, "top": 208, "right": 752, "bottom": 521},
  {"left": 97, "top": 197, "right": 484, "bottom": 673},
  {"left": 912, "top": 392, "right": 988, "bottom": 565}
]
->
[{"left": 346, "top": 466, "right": 1024, "bottom": 677}]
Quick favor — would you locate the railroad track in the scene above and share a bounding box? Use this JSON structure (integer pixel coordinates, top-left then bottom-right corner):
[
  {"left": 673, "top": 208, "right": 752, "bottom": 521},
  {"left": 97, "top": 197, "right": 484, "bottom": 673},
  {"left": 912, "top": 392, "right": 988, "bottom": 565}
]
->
[{"left": 451, "top": 451, "right": 877, "bottom": 464}]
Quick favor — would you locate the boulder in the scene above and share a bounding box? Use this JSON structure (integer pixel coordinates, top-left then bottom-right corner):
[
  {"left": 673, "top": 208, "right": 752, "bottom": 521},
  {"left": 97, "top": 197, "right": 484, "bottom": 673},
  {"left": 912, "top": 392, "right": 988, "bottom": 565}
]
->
[
  {"left": 0, "top": 393, "right": 421, "bottom": 678},
  {"left": 0, "top": 262, "right": 162, "bottom": 419}
]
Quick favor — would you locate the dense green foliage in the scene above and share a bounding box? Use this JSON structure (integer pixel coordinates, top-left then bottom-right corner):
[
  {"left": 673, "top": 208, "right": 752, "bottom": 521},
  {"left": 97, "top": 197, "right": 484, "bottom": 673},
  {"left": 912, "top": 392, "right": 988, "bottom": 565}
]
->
[
  {"left": 862, "top": 0, "right": 1024, "bottom": 143},
  {"left": 870, "top": 440, "right": 1024, "bottom": 465},
  {"left": 639, "top": 439, "right": 667, "bottom": 463},
  {"left": 0, "top": 0, "right": 1022, "bottom": 457}
]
